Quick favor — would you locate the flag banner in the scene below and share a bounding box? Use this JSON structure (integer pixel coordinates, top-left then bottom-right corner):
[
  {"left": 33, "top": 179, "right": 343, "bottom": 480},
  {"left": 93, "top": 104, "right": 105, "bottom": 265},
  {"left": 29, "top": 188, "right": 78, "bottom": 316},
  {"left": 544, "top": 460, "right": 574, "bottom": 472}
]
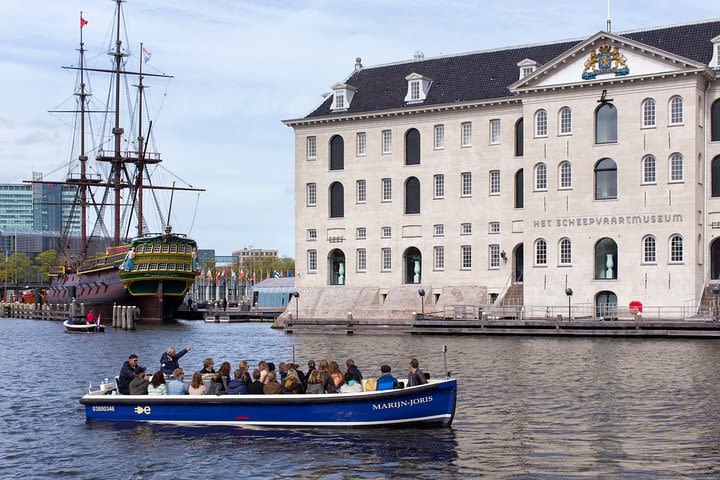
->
[
  {"left": 142, "top": 46, "right": 152, "bottom": 63},
  {"left": 80, "top": 15, "right": 88, "bottom": 29},
  {"left": 274, "top": 271, "right": 279, "bottom": 278}
]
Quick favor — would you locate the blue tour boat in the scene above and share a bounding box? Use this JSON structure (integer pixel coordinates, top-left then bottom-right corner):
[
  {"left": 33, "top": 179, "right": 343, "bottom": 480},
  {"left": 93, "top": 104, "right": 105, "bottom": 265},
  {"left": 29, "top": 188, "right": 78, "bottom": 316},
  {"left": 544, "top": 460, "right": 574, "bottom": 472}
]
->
[{"left": 80, "top": 378, "right": 457, "bottom": 428}]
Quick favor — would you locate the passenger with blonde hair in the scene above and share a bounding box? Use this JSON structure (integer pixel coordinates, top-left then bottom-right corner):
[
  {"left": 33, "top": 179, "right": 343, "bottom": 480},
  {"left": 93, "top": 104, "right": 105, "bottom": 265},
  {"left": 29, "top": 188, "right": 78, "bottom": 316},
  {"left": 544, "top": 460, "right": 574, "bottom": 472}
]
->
[
  {"left": 318, "top": 360, "right": 337, "bottom": 393},
  {"left": 263, "top": 372, "right": 282, "bottom": 394},
  {"left": 238, "top": 360, "right": 251, "bottom": 383},
  {"left": 305, "top": 370, "right": 325, "bottom": 394},
  {"left": 189, "top": 372, "right": 206, "bottom": 395},
  {"left": 258, "top": 361, "right": 269, "bottom": 383},
  {"left": 281, "top": 369, "right": 304, "bottom": 394}
]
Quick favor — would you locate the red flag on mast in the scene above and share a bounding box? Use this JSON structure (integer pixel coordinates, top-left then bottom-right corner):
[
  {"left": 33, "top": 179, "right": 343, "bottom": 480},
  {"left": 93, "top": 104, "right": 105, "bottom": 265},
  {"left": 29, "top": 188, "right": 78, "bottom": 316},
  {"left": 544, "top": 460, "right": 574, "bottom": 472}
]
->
[{"left": 80, "top": 15, "right": 88, "bottom": 29}]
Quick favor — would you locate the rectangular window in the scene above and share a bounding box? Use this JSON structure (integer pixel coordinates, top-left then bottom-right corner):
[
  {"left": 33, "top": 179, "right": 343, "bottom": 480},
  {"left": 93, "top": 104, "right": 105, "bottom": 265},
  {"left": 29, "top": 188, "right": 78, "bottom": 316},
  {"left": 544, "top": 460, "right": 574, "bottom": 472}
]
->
[
  {"left": 306, "top": 136, "right": 317, "bottom": 159},
  {"left": 307, "top": 229, "right": 317, "bottom": 241},
  {"left": 381, "top": 248, "right": 392, "bottom": 271},
  {"left": 382, "top": 130, "right": 392, "bottom": 154},
  {"left": 559, "top": 240, "right": 572, "bottom": 265},
  {"left": 357, "top": 132, "right": 366, "bottom": 156},
  {"left": 434, "top": 125, "right": 445, "bottom": 149},
  {"left": 382, "top": 178, "right": 392, "bottom": 201},
  {"left": 434, "top": 246, "right": 445, "bottom": 270},
  {"left": 489, "top": 170, "right": 500, "bottom": 195},
  {"left": 490, "top": 119, "right": 501, "bottom": 145},
  {"left": 489, "top": 222, "right": 500, "bottom": 234},
  {"left": 335, "top": 93, "right": 345, "bottom": 109},
  {"left": 382, "top": 227, "right": 392, "bottom": 238},
  {"left": 410, "top": 81, "right": 420, "bottom": 100},
  {"left": 306, "top": 183, "right": 317, "bottom": 206},
  {"left": 434, "top": 174, "right": 445, "bottom": 198},
  {"left": 461, "top": 245, "right": 472, "bottom": 270},
  {"left": 461, "top": 223, "right": 472, "bottom": 235},
  {"left": 356, "top": 179, "right": 366, "bottom": 203},
  {"left": 489, "top": 244, "right": 500, "bottom": 269},
  {"left": 434, "top": 224, "right": 444, "bottom": 236},
  {"left": 461, "top": 172, "right": 472, "bottom": 197},
  {"left": 357, "top": 249, "right": 367, "bottom": 272},
  {"left": 307, "top": 250, "right": 317, "bottom": 273},
  {"left": 461, "top": 122, "right": 472, "bottom": 147},
  {"left": 356, "top": 227, "right": 366, "bottom": 240}
]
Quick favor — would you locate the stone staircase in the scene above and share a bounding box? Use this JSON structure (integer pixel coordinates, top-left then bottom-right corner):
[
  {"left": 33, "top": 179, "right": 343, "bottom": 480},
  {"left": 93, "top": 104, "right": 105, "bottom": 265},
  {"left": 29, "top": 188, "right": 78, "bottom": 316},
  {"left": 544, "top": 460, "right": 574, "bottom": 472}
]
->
[{"left": 496, "top": 283, "right": 524, "bottom": 307}]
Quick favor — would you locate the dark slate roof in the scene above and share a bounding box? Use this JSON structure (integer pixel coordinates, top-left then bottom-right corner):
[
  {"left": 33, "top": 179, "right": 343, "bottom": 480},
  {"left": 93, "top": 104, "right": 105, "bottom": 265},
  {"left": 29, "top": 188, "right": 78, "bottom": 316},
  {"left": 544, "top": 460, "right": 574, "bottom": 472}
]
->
[{"left": 305, "top": 20, "right": 720, "bottom": 119}]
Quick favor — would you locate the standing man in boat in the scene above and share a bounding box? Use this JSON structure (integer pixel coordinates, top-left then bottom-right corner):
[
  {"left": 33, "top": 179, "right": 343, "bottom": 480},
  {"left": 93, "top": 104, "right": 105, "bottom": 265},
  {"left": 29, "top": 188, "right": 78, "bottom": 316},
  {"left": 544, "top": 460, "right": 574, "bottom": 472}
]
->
[{"left": 160, "top": 346, "right": 191, "bottom": 376}]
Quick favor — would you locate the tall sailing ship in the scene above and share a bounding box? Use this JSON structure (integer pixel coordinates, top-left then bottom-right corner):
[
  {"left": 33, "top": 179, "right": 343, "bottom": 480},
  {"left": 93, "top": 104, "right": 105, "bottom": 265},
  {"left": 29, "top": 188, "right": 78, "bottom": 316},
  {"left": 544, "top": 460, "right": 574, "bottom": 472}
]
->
[{"left": 36, "top": 1, "right": 203, "bottom": 321}]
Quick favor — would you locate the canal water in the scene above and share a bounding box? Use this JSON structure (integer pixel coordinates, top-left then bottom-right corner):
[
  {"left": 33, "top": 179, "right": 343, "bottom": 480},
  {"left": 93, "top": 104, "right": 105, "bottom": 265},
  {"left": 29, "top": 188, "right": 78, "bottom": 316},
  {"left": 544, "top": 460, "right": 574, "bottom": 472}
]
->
[{"left": 1, "top": 318, "right": 719, "bottom": 478}]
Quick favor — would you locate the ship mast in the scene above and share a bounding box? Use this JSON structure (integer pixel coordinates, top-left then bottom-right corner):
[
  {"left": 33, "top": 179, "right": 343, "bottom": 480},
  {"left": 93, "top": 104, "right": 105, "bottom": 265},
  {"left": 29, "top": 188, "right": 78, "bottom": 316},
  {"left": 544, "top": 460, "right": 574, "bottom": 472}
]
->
[
  {"left": 78, "top": 11, "right": 88, "bottom": 257},
  {"left": 136, "top": 42, "right": 145, "bottom": 238},
  {"left": 111, "top": 0, "right": 125, "bottom": 245}
]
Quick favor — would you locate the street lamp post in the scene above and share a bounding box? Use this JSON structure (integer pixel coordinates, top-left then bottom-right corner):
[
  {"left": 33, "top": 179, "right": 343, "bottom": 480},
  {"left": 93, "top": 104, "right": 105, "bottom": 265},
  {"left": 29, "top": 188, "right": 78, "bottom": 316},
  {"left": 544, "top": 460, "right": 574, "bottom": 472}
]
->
[
  {"left": 418, "top": 288, "right": 425, "bottom": 319},
  {"left": 565, "top": 288, "right": 573, "bottom": 321},
  {"left": 292, "top": 290, "right": 300, "bottom": 321}
]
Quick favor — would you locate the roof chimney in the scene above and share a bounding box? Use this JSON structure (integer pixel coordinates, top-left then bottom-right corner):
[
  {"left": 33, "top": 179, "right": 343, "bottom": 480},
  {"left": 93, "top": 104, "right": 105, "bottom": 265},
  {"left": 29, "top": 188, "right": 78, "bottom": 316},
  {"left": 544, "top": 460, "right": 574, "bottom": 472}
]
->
[{"left": 354, "top": 57, "right": 363, "bottom": 71}]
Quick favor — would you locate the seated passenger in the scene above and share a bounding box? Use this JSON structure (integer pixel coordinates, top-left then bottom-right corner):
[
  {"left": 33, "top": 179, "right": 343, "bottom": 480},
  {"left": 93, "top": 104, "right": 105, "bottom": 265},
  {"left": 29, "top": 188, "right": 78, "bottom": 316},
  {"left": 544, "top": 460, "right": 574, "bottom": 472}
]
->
[
  {"left": 248, "top": 369, "right": 264, "bottom": 394},
  {"left": 344, "top": 359, "right": 363, "bottom": 384},
  {"left": 305, "top": 370, "right": 325, "bottom": 394},
  {"left": 263, "top": 372, "right": 282, "bottom": 394},
  {"left": 258, "top": 361, "right": 269, "bottom": 383},
  {"left": 329, "top": 361, "right": 345, "bottom": 390},
  {"left": 189, "top": 372, "right": 206, "bottom": 395},
  {"left": 147, "top": 371, "right": 167, "bottom": 396},
  {"left": 339, "top": 379, "right": 364, "bottom": 393},
  {"left": 227, "top": 368, "right": 249, "bottom": 395},
  {"left": 238, "top": 361, "right": 252, "bottom": 383},
  {"left": 128, "top": 367, "right": 150, "bottom": 395},
  {"left": 290, "top": 363, "right": 306, "bottom": 388},
  {"left": 318, "top": 360, "right": 337, "bottom": 394},
  {"left": 167, "top": 368, "right": 189, "bottom": 395},
  {"left": 407, "top": 358, "right": 428, "bottom": 387},
  {"left": 376, "top": 365, "right": 398, "bottom": 391},
  {"left": 118, "top": 354, "right": 144, "bottom": 395},
  {"left": 199, "top": 357, "right": 215, "bottom": 374},
  {"left": 217, "top": 362, "right": 232, "bottom": 390},
  {"left": 281, "top": 370, "right": 304, "bottom": 394},
  {"left": 207, "top": 372, "right": 226, "bottom": 395},
  {"left": 278, "top": 362, "right": 288, "bottom": 383}
]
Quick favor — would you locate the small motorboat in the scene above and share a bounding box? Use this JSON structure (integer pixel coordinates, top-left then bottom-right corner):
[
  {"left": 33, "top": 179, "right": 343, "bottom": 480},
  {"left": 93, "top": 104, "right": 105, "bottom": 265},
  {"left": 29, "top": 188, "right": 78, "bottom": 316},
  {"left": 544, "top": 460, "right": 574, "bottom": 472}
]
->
[
  {"left": 80, "top": 378, "right": 457, "bottom": 428},
  {"left": 63, "top": 315, "right": 105, "bottom": 333}
]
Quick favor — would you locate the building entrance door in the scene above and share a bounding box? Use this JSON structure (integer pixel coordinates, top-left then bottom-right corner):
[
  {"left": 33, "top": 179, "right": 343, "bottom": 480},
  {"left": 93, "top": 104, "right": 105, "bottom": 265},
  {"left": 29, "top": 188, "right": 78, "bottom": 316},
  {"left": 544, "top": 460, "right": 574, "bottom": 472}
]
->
[
  {"left": 403, "top": 247, "right": 422, "bottom": 284},
  {"left": 513, "top": 243, "right": 523, "bottom": 283},
  {"left": 711, "top": 239, "right": 720, "bottom": 280}
]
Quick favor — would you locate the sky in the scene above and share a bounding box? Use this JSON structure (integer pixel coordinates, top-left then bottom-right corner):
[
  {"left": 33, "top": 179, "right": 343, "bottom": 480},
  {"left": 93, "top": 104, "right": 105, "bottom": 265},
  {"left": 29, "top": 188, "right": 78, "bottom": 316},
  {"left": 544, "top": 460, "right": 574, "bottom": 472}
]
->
[{"left": 0, "top": 0, "right": 717, "bottom": 257}]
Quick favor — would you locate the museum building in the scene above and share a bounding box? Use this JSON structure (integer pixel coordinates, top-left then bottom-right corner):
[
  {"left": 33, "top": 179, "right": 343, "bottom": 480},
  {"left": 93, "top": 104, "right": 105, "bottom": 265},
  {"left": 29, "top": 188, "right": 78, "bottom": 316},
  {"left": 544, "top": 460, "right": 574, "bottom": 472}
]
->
[{"left": 283, "top": 20, "right": 720, "bottom": 319}]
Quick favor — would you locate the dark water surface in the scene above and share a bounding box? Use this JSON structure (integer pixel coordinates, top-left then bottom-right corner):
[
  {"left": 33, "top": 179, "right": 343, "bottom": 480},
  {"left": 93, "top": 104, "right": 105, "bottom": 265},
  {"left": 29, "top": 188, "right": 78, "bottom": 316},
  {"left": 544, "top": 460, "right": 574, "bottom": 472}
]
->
[{"left": 1, "top": 319, "right": 720, "bottom": 478}]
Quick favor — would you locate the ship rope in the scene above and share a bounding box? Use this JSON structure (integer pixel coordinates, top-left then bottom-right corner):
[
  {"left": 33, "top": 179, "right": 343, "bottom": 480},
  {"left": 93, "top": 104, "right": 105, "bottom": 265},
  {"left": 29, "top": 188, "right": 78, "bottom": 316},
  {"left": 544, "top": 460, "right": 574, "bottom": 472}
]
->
[{"left": 188, "top": 192, "right": 200, "bottom": 234}]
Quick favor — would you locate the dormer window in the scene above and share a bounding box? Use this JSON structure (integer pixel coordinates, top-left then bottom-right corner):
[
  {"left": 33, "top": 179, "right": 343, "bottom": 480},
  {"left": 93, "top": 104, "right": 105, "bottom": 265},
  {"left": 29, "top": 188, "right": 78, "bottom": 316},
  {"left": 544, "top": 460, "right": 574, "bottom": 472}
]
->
[
  {"left": 517, "top": 58, "right": 539, "bottom": 79},
  {"left": 710, "top": 35, "right": 720, "bottom": 70},
  {"left": 404, "top": 73, "right": 432, "bottom": 104},
  {"left": 330, "top": 82, "right": 356, "bottom": 111}
]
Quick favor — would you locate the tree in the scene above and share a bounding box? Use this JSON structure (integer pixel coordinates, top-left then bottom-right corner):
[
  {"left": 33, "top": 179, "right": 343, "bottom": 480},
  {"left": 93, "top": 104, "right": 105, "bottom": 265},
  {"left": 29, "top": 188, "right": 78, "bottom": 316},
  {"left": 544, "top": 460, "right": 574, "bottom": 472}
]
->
[
  {"left": 1, "top": 253, "right": 33, "bottom": 283},
  {"left": 35, "top": 249, "right": 59, "bottom": 282}
]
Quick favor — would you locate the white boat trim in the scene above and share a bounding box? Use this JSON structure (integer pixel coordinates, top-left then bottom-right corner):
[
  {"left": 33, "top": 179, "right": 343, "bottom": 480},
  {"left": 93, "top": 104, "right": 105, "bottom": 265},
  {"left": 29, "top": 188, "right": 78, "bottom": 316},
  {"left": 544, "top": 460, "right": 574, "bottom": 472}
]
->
[{"left": 134, "top": 413, "right": 451, "bottom": 427}]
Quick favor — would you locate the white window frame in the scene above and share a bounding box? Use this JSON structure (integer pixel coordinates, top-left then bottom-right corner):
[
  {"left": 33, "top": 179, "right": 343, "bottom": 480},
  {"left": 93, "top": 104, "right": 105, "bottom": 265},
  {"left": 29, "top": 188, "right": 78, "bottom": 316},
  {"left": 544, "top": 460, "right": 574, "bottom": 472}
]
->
[
  {"left": 534, "top": 163, "right": 547, "bottom": 191},
  {"left": 434, "top": 125, "right": 445, "bottom": 150},
  {"left": 669, "top": 153, "right": 684, "bottom": 183},
  {"left": 356, "top": 132, "right": 366, "bottom": 156},
  {"left": 559, "top": 161, "right": 572, "bottom": 190},
  {"left": 434, "top": 246, "right": 445, "bottom": 270},
  {"left": 642, "top": 98, "right": 656, "bottom": 128},
  {"left": 559, "top": 238, "right": 572, "bottom": 266},
  {"left": 434, "top": 224, "right": 444, "bottom": 237},
  {"left": 434, "top": 174, "right": 445, "bottom": 199},
  {"left": 357, "top": 248, "right": 367, "bottom": 272},
  {"left": 356, "top": 179, "right": 366, "bottom": 203},
  {"left": 489, "top": 222, "right": 500, "bottom": 234},
  {"left": 669, "top": 234, "right": 684, "bottom": 263},
  {"left": 381, "top": 226, "right": 392, "bottom": 238},
  {"left": 381, "top": 248, "right": 392, "bottom": 272},
  {"left": 642, "top": 235, "right": 657, "bottom": 264},
  {"left": 642, "top": 155, "right": 657, "bottom": 185},
  {"left": 381, "top": 178, "right": 392, "bottom": 202},
  {"left": 535, "top": 110, "right": 548, "bottom": 138},
  {"left": 461, "top": 172, "right": 472, "bottom": 197},
  {"left": 306, "top": 183, "right": 317, "bottom": 206},
  {"left": 335, "top": 92, "right": 345, "bottom": 109},
  {"left": 559, "top": 107, "right": 572, "bottom": 135},
  {"left": 356, "top": 227, "right": 367, "bottom": 240},
  {"left": 489, "top": 170, "right": 500, "bottom": 195},
  {"left": 307, "top": 249, "right": 317, "bottom": 273},
  {"left": 669, "top": 96, "right": 684, "bottom": 125},
  {"left": 306, "top": 136, "right": 317, "bottom": 160},
  {"left": 461, "top": 245, "right": 472, "bottom": 270},
  {"left": 461, "top": 122, "right": 472, "bottom": 147},
  {"left": 489, "top": 244, "right": 500, "bottom": 269},
  {"left": 461, "top": 223, "right": 472, "bottom": 235},
  {"left": 489, "top": 119, "right": 501, "bottom": 145},
  {"left": 382, "top": 130, "right": 392, "bottom": 154},
  {"left": 410, "top": 80, "right": 420, "bottom": 101},
  {"left": 535, "top": 239, "right": 547, "bottom": 266},
  {"left": 307, "top": 229, "right": 317, "bottom": 241}
]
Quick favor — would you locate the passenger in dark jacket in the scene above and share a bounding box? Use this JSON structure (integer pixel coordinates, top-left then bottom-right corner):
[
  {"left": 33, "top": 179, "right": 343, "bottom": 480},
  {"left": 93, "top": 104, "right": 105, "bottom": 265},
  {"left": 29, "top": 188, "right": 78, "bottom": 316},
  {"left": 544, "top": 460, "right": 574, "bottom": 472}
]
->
[
  {"left": 304, "top": 360, "right": 316, "bottom": 390},
  {"left": 407, "top": 358, "right": 428, "bottom": 387},
  {"left": 319, "top": 360, "right": 337, "bottom": 393},
  {"left": 160, "top": 346, "right": 190, "bottom": 376},
  {"left": 248, "top": 369, "right": 265, "bottom": 394},
  {"left": 344, "top": 359, "right": 363, "bottom": 383},
  {"left": 281, "top": 370, "right": 304, "bottom": 394},
  {"left": 227, "top": 368, "right": 248, "bottom": 394},
  {"left": 128, "top": 368, "right": 149, "bottom": 395},
  {"left": 118, "top": 354, "right": 143, "bottom": 395}
]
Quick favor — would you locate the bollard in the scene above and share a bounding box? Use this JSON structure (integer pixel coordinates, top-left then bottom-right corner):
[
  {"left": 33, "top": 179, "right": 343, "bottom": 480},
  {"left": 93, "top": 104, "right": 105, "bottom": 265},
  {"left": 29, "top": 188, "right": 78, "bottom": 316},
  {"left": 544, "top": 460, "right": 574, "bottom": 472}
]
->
[
  {"left": 112, "top": 304, "right": 118, "bottom": 328},
  {"left": 126, "top": 306, "right": 135, "bottom": 330},
  {"left": 121, "top": 306, "right": 128, "bottom": 330},
  {"left": 347, "top": 311, "right": 354, "bottom": 335}
]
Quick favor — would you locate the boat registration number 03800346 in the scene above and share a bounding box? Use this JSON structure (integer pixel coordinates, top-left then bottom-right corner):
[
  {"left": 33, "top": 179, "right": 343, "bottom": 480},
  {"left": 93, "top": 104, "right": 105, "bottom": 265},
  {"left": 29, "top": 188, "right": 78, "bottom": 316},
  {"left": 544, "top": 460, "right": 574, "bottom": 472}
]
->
[
  {"left": 92, "top": 406, "right": 115, "bottom": 412},
  {"left": 372, "top": 395, "right": 433, "bottom": 410}
]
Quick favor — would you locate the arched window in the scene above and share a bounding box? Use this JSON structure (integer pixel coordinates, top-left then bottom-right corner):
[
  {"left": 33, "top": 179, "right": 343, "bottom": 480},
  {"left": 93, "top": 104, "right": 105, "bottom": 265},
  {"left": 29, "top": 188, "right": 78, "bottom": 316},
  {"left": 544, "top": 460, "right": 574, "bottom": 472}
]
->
[
  {"left": 595, "top": 103, "right": 617, "bottom": 144},
  {"left": 712, "top": 99, "right": 720, "bottom": 141},
  {"left": 559, "top": 107, "right": 572, "bottom": 135},
  {"left": 642, "top": 235, "right": 656, "bottom": 263},
  {"left": 515, "top": 118, "right": 524, "bottom": 156},
  {"left": 712, "top": 156, "right": 720, "bottom": 197},
  {"left": 559, "top": 238, "right": 571, "bottom": 265},
  {"left": 641, "top": 98, "right": 656, "bottom": 127},
  {"left": 595, "top": 237, "right": 618, "bottom": 279},
  {"left": 642, "top": 155, "right": 656, "bottom": 184},
  {"left": 596, "top": 291, "right": 618, "bottom": 318},
  {"left": 535, "top": 238, "right": 547, "bottom": 266},
  {"left": 534, "top": 110, "right": 547, "bottom": 137},
  {"left": 534, "top": 163, "right": 547, "bottom": 190},
  {"left": 404, "top": 177, "right": 420, "bottom": 214},
  {"left": 405, "top": 128, "right": 421, "bottom": 165},
  {"left": 329, "top": 182, "right": 344, "bottom": 218},
  {"left": 669, "top": 153, "right": 684, "bottom": 182},
  {"left": 329, "top": 135, "right": 344, "bottom": 170},
  {"left": 669, "top": 96, "right": 684, "bottom": 125},
  {"left": 328, "top": 249, "right": 346, "bottom": 285},
  {"left": 669, "top": 234, "right": 683, "bottom": 263},
  {"left": 559, "top": 161, "right": 572, "bottom": 189},
  {"left": 514, "top": 169, "right": 524, "bottom": 208},
  {"left": 595, "top": 158, "right": 617, "bottom": 199}
]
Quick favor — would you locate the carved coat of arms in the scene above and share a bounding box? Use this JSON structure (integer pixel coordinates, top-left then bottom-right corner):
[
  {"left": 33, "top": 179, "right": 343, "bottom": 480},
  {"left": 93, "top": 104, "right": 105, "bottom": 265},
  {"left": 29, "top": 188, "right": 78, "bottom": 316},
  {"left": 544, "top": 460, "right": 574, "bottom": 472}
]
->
[{"left": 582, "top": 44, "right": 629, "bottom": 80}]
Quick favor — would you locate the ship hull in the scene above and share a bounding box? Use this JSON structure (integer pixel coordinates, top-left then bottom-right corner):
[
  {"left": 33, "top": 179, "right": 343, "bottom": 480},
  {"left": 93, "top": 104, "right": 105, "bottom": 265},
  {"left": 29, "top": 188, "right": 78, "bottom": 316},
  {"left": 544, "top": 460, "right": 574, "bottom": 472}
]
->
[{"left": 47, "top": 269, "right": 185, "bottom": 322}]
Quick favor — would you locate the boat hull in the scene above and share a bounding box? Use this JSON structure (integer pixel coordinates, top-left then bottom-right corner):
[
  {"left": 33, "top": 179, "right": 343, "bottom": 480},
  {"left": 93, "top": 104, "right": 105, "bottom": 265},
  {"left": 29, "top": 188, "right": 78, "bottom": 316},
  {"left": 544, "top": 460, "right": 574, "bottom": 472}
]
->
[
  {"left": 80, "top": 379, "right": 457, "bottom": 428},
  {"left": 63, "top": 320, "right": 105, "bottom": 333}
]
